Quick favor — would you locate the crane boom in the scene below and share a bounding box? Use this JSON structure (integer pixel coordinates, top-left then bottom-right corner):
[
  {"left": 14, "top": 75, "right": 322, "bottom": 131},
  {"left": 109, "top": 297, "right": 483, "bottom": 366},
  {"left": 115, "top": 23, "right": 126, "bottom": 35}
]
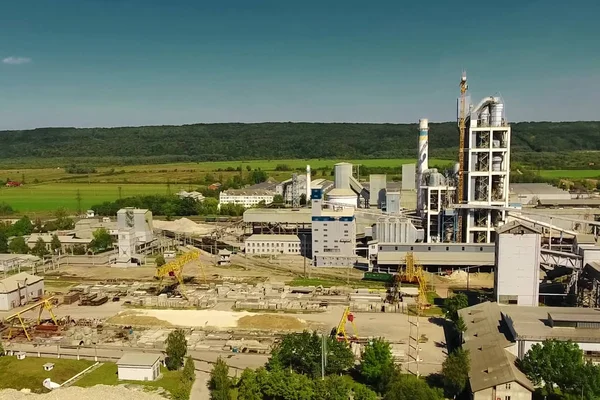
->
[
  {"left": 457, "top": 72, "right": 468, "bottom": 243},
  {"left": 155, "top": 250, "right": 203, "bottom": 299}
]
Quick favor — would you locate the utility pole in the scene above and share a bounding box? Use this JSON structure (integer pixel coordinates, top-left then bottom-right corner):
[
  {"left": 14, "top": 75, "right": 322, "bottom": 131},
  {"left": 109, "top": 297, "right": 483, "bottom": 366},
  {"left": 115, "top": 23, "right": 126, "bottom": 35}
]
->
[
  {"left": 321, "top": 334, "right": 327, "bottom": 380},
  {"left": 118, "top": 186, "right": 122, "bottom": 199},
  {"left": 75, "top": 189, "right": 82, "bottom": 216}
]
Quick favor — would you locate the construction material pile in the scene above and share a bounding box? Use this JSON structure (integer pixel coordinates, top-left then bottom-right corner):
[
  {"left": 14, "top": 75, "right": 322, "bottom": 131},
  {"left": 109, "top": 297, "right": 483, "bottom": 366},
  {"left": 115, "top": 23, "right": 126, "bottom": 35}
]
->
[
  {"left": 0, "top": 385, "right": 166, "bottom": 400},
  {"left": 153, "top": 218, "right": 213, "bottom": 235}
]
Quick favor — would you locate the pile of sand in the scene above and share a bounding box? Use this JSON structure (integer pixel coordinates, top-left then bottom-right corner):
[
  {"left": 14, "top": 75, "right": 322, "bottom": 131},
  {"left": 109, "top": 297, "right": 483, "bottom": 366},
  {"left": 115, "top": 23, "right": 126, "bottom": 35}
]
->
[
  {"left": 153, "top": 218, "right": 213, "bottom": 235},
  {"left": 107, "top": 311, "right": 173, "bottom": 327},
  {"left": 108, "top": 309, "right": 256, "bottom": 329},
  {"left": 237, "top": 314, "right": 306, "bottom": 330},
  {"left": 447, "top": 269, "right": 468, "bottom": 282},
  {"left": 0, "top": 385, "right": 166, "bottom": 400}
]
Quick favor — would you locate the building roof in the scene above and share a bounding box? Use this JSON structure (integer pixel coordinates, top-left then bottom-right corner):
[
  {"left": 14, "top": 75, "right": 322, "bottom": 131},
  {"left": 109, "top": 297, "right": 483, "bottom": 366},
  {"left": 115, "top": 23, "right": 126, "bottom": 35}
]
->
[
  {"left": 510, "top": 183, "right": 570, "bottom": 196},
  {"left": 327, "top": 188, "right": 357, "bottom": 197},
  {"left": 243, "top": 208, "right": 312, "bottom": 224},
  {"left": 218, "top": 249, "right": 232, "bottom": 255},
  {"left": 549, "top": 311, "right": 600, "bottom": 324},
  {"left": 0, "top": 272, "right": 44, "bottom": 293},
  {"left": 537, "top": 198, "right": 600, "bottom": 207},
  {"left": 246, "top": 234, "right": 300, "bottom": 242},
  {"left": 377, "top": 250, "right": 494, "bottom": 266},
  {"left": 496, "top": 220, "right": 542, "bottom": 235},
  {"left": 246, "top": 180, "right": 278, "bottom": 191},
  {"left": 116, "top": 353, "right": 161, "bottom": 367},
  {"left": 575, "top": 234, "right": 597, "bottom": 245},
  {"left": 221, "top": 189, "right": 275, "bottom": 196},
  {"left": 27, "top": 234, "right": 92, "bottom": 244}
]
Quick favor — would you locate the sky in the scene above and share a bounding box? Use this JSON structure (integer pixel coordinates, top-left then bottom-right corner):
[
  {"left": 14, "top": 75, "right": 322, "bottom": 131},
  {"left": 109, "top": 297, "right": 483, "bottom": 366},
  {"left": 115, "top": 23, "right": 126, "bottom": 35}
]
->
[{"left": 0, "top": 0, "right": 599, "bottom": 129}]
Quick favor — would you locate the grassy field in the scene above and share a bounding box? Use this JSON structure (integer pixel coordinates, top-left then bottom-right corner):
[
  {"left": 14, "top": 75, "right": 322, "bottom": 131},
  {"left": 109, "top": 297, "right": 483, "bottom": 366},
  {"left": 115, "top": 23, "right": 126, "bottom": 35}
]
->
[
  {"left": 75, "top": 363, "right": 182, "bottom": 396},
  {"left": 0, "top": 183, "right": 169, "bottom": 213},
  {"left": 0, "top": 356, "right": 94, "bottom": 393},
  {"left": 538, "top": 169, "right": 600, "bottom": 179},
  {"left": 290, "top": 277, "right": 388, "bottom": 289}
]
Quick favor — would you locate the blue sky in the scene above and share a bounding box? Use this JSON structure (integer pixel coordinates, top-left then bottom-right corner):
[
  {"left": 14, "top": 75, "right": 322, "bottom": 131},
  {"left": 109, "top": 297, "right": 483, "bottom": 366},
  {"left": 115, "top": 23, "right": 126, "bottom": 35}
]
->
[{"left": 0, "top": 0, "right": 598, "bottom": 129}]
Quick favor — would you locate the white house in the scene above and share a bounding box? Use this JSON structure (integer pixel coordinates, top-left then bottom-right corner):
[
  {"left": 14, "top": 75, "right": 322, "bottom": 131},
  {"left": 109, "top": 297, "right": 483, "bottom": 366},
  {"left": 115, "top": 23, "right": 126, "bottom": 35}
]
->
[
  {"left": 116, "top": 353, "right": 161, "bottom": 381},
  {"left": 0, "top": 272, "right": 45, "bottom": 311},
  {"left": 219, "top": 189, "right": 275, "bottom": 209}
]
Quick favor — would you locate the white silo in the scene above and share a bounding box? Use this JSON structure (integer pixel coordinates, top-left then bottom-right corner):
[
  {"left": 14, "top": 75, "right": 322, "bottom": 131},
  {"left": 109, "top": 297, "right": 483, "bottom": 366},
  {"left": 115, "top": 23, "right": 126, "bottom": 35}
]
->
[
  {"left": 416, "top": 119, "right": 429, "bottom": 214},
  {"left": 306, "top": 165, "right": 311, "bottom": 203},
  {"left": 334, "top": 162, "right": 353, "bottom": 189}
]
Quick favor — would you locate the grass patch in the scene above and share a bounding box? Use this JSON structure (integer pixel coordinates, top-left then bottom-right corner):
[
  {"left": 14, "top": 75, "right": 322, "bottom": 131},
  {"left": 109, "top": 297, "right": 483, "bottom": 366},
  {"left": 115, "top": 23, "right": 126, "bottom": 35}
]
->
[
  {"left": 289, "top": 277, "right": 387, "bottom": 289},
  {"left": 75, "top": 362, "right": 182, "bottom": 396},
  {"left": 0, "top": 356, "right": 94, "bottom": 393},
  {"left": 539, "top": 169, "right": 600, "bottom": 179}
]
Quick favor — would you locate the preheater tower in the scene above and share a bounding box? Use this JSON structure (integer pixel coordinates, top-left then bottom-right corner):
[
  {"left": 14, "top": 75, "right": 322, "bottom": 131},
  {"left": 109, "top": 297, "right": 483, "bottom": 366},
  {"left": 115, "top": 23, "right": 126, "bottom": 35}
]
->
[{"left": 416, "top": 118, "right": 429, "bottom": 214}]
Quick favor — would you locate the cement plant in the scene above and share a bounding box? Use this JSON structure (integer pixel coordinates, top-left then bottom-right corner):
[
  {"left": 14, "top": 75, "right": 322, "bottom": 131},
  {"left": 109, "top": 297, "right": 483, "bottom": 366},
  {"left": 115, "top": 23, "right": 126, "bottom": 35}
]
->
[{"left": 2, "top": 74, "right": 600, "bottom": 400}]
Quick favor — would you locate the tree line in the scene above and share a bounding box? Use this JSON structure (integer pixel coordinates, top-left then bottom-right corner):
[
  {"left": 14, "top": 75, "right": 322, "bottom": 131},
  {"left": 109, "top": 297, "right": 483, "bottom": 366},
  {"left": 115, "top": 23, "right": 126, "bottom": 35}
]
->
[{"left": 0, "top": 122, "right": 599, "bottom": 170}]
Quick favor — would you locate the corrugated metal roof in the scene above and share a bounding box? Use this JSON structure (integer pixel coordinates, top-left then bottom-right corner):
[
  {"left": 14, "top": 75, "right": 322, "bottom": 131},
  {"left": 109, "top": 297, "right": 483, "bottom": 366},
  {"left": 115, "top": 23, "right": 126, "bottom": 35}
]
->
[
  {"left": 117, "top": 353, "right": 161, "bottom": 367},
  {"left": 0, "top": 272, "right": 43, "bottom": 293},
  {"left": 377, "top": 251, "right": 494, "bottom": 266},
  {"left": 243, "top": 208, "right": 312, "bottom": 224},
  {"left": 246, "top": 234, "right": 300, "bottom": 242}
]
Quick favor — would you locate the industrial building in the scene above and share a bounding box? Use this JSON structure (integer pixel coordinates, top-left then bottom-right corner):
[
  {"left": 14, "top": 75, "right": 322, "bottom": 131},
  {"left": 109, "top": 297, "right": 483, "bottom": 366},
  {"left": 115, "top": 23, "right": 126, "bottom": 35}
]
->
[
  {"left": 114, "top": 208, "right": 155, "bottom": 266},
  {"left": 0, "top": 254, "right": 41, "bottom": 273},
  {"left": 26, "top": 233, "right": 93, "bottom": 253},
  {"left": 219, "top": 189, "right": 275, "bottom": 208},
  {"left": 311, "top": 188, "right": 356, "bottom": 267},
  {"left": 0, "top": 272, "right": 45, "bottom": 311},
  {"left": 509, "top": 183, "right": 571, "bottom": 206},
  {"left": 116, "top": 353, "right": 161, "bottom": 381},
  {"left": 245, "top": 234, "right": 302, "bottom": 255},
  {"left": 494, "top": 221, "right": 541, "bottom": 306},
  {"left": 74, "top": 217, "right": 118, "bottom": 240}
]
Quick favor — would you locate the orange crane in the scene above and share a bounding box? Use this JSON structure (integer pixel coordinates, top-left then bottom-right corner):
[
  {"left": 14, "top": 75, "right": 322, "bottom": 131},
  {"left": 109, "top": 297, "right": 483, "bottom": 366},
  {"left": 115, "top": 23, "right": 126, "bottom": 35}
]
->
[{"left": 456, "top": 72, "right": 468, "bottom": 243}]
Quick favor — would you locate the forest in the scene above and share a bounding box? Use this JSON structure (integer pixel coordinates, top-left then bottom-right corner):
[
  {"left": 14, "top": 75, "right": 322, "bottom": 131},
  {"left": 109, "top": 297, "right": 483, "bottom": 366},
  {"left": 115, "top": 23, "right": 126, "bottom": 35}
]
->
[{"left": 0, "top": 121, "right": 599, "bottom": 169}]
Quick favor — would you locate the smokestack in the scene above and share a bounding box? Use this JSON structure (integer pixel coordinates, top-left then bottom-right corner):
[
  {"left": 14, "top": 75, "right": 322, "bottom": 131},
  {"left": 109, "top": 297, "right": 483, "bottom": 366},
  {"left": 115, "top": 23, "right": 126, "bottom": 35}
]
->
[
  {"left": 306, "top": 165, "right": 311, "bottom": 205},
  {"left": 416, "top": 119, "right": 429, "bottom": 214}
]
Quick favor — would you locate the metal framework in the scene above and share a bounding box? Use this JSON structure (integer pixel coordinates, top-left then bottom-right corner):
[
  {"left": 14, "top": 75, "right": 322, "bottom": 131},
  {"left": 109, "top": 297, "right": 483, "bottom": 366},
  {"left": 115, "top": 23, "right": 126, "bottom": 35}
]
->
[
  {"left": 335, "top": 306, "right": 358, "bottom": 343},
  {"left": 292, "top": 173, "right": 300, "bottom": 209},
  {"left": 4, "top": 296, "right": 58, "bottom": 341},
  {"left": 155, "top": 250, "right": 203, "bottom": 298},
  {"left": 456, "top": 72, "right": 468, "bottom": 243}
]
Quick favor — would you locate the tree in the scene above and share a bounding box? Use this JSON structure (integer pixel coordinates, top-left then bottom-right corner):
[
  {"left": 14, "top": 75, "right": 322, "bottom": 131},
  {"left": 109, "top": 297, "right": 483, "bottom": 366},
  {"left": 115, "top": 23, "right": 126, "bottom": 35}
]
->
[
  {"left": 384, "top": 373, "right": 443, "bottom": 400},
  {"left": 0, "top": 202, "right": 14, "bottom": 216},
  {"left": 90, "top": 228, "right": 113, "bottom": 252},
  {"left": 165, "top": 329, "right": 187, "bottom": 370},
  {"left": 443, "top": 293, "right": 468, "bottom": 322},
  {"left": 162, "top": 201, "right": 177, "bottom": 220},
  {"left": 183, "top": 355, "right": 196, "bottom": 383},
  {"left": 72, "top": 244, "right": 86, "bottom": 255},
  {"left": 10, "top": 216, "right": 33, "bottom": 236},
  {"left": 353, "top": 383, "right": 378, "bottom": 400},
  {"left": 0, "top": 231, "right": 8, "bottom": 253},
  {"left": 267, "top": 331, "right": 354, "bottom": 379},
  {"left": 54, "top": 207, "right": 74, "bottom": 230},
  {"left": 441, "top": 348, "right": 469, "bottom": 398},
  {"left": 209, "top": 357, "right": 232, "bottom": 400},
  {"left": 300, "top": 193, "right": 307, "bottom": 206},
  {"left": 198, "top": 197, "right": 219, "bottom": 215},
  {"left": 359, "top": 338, "right": 394, "bottom": 390},
  {"left": 50, "top": 234, "right": 62, "bottom": 253},
  {"left": 9, "top": 236, "right": 29, "bottom": 254},
  {"left": 520, "top": 339, "right": 586, "bottom": 395},
  {"left": 314, "top": 375, "right": 351, "bottom": 400},
  {"left": 273, "top": 194, "right": 284, "bottom": 204},
  {"left": 31, "top": 237, "right": 49, "bottom": 258},
  {"left": 237, "top": 368, "right": 262, "bottom": 400},
  {"left": 156, "top": 254, "right": 166, "bottom": 267}
]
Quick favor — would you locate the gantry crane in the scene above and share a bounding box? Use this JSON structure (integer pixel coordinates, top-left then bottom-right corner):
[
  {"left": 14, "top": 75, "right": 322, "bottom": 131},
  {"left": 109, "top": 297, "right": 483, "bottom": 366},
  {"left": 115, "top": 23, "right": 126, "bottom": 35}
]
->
[
  {"left": 456, "top": 72, "right": 468, "bottom": 243},
  {"left": 402, "top": 252, "right": 429, "bottom": 309},
  {"left": 334, "top": 306, "right": 358, "bottom": 343},
  {"left": 3, "top": 296, "right": 58, "bottom": 341},
  {"left": 155, "top": 250, "right": 205, "bottom": 299}
]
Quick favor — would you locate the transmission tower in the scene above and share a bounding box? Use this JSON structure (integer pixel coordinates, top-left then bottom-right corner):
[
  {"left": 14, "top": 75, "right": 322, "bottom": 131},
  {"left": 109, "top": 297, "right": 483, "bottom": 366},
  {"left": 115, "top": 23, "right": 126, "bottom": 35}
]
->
[{"left": 292, "top": 173, "right": 300, "bottom": 208}]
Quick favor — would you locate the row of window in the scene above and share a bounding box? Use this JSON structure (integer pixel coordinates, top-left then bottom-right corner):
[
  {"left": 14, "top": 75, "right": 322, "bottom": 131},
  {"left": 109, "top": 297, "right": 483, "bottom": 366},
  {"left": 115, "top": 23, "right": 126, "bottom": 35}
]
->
[
  {"left": 379, "top": 245, "right": 486, "bottom": 252},
  {"left": 247, "top": 242, "right": 300, "bottom": 248},
  {"left": 250, "top": 248, "right": 301, "bottom": 254}
]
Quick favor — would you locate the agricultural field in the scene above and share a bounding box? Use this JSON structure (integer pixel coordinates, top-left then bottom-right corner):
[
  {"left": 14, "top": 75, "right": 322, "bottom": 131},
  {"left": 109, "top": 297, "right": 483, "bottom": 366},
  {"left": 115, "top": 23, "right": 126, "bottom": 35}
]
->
[{"left": 538, "top": 169, "right": 600, "bottom": 179}]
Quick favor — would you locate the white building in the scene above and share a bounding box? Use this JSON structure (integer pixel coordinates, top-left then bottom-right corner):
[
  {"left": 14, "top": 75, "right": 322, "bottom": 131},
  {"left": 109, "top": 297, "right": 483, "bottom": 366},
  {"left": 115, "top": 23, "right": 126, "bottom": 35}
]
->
[
  {"left": 0, "top": 272, "right": 45, "bottom": 311},
  {"left": 0, "top": 254, "right": 41, "bottom": 273},
  {"left": 245, "top": 234, "right": 301, "bottom": 255},
  {"left": 494, "top": 221, "right": 541, "bottom": 306},
  {"left": 116, "top": 353, "right": 161, "bottom": 381},
  {"left": 115, "top": 208, "right": 154, "bottom": 265},
  {"left": 177, "top": 190, "right": 205, "bottom": 202},
  {"left": 219, "top": 189, "right": 275, "bottom": 209},
  {"left": 27, "top": 233, "right": 93, "bottom": 253}
]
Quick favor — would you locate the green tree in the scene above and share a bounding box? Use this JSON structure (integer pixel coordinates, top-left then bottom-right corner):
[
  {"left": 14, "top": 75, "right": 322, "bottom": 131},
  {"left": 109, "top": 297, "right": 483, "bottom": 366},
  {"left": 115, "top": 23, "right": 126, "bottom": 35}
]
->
[
  {"left": 237, "top": 368, "right": 262, "bottom": 400},
  {"left": 54, "top": 207, "right": 74, "bottom": 230},
  {"left": 50, "top": 234, "right": 62, "bottom": 253},
  {"left": 300, "top": 193, "right": 307, "bottom": 206},
  {"left": 359, "top": 338, "right": 394, "bottom": 390},
  {"left": 443, "top": 293, "right": 468, "bottom": 322},
  {"left": 156, "top": 254, "right": 166, "bottom": 267},
  {"left": 162, "top": 202, "right": 177, "bottom": 220},
  {"left": 165, "top": 329, "right": 187, "bottom": 370},
  {"left": 441, "top": 348, "right": 469, "bottom": 398},
  {"left": 314, "top": 375, "right": 351, "bottom": 400},
  {"left": 198, "top": 197, "right": 219, "bottom": 215},
  {"left": 454, "top": 316, "right": 467, "bottom": 345},
  {"left": 520, "top": 339, "right": 586, "bottom": 395},
  {"left": 353, "top": 383, "right": 378, "bottom": 400},
  {"left": 273, "top": 194, "right": 284, "bottom": 204},
  {"left": 267, "top": 331, "right": 354, "bottom": 379},
  {"left": 72, "top": 244, "right": 86, "bottom": 255},
  {"left": 32, "top": 237, "right": 49, "bottom": 258},
  {"left": 90, "top": 228, "right": 114, "bottom": 252},
  {"left": 0, "top": 202, "right": 14, "bottom": 216},
  {"left": 384, "top": 373, "right": 443, "bottom": 400},
  {"left": 10, "top": 216, "right": 33, "bottom": 236},
  {"left": 183, "top": 355, "right": 196, "bottom": 383},
  {"left": 9, "top": 236, "right": 29, "bottom": 254},
  {"left": 0, "top": 231, "right": 8, "bottom": 253},
  {"left": 209, "top": 357, "right": 232, "bottom": 400}
]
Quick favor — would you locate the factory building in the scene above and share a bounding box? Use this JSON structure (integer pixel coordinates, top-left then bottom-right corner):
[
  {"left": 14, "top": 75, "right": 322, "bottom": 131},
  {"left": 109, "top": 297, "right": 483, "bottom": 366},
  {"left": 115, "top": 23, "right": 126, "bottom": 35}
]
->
[
  {"left": 219, "top": 189, "right": 275, "bottom": 209},
  {"left": 26, "top": 233, "right": 93, "bottom": 253},
  {"left": 0, "top": 272, "right": 45, "bottom": 311},
  {"left": 245, "top": 234, "right": 302, "bottom": 255},
  {"left": 494, "top": 221, "right": 541, "bottom": 306},
  {"left": 115, "top": 208, "right": 154, "bottom": 266},
  {"left": 0, "top": 254, "right": 40, "bottom": 273},
  {"left": 74, "top": 217, "right": 118, "bottom": 240},
  {"left": 276, "top": 173, "right": 334, "bottom": 206},
  {"left": 509, "top": 183, "right": 571, "bottom": 206},
  {"left": 311, "top": 188, "right": 356, "bottom": 267}
]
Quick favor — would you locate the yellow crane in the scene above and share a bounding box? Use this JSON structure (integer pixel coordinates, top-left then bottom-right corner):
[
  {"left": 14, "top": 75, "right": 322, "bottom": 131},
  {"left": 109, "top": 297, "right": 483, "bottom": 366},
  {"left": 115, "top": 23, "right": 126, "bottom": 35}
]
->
[
  {"left": 4, "top": 296, "right": 58, "bottom": 341},
  {"left": 403, "top": 252, "right": 430, "bottom": 310},
  {"left": 155, "top": 250, "right": 205, "bottom": 299},
  {"left": 457, "top": 72, "right": 468, "bottom": 243},
  {"left": 335, "top": 306, "right": 358, "bottom": 343}
]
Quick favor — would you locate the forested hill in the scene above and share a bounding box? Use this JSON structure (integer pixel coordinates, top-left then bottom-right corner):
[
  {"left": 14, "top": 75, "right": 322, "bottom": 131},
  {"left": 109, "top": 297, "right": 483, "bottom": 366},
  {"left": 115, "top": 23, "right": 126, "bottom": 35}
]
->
[{"left": 0, "top": 121, "right": 599, "bottom": 167}]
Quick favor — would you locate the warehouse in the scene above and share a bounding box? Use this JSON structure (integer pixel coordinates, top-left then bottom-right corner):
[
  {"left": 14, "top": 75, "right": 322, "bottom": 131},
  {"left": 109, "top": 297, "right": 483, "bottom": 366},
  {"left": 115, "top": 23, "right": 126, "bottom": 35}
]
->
[
  {"left": 0, "top": 272, "right": 45, "bottom": 311},
  {"left": 509, "top": 183, "right": 571, "bottom": 206},
  {"left": 116, "top": 353, "right": 161, "bottom": 381},
  {"left": 27, "top": 233, "right": 93, "bottom": 253},
  {"left": 245, "top": 234, "right": 303, "bottom": 255},
  {"left": 219, "top": 189, "right": 275, "bottom": 208}
]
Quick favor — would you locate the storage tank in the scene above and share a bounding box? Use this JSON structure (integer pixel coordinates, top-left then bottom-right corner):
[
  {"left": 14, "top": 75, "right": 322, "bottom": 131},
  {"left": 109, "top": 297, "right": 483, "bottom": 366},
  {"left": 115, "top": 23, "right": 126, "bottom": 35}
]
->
[
  {"left": 327, "top": 188, "right": 358, "bottom": 208},
  {"left": 369, "top": 174, "right": 387, "bottom": 208},
  {"left": 490, "top": 102, "right": 504, "bottom": 126},
  {"left": 492, "top": 156, "right": 503, "bottom": 171},
  {"left": 334, "top": 163, "right": 353, "bottom": 189},
  {"left": 479, "top": 107, "right": 490, "bottom": 127}
]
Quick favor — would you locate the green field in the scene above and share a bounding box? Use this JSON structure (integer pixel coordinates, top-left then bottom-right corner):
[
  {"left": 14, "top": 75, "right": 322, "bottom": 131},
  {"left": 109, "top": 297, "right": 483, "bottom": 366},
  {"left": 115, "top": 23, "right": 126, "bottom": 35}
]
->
[
  {"left": 75, "top": 362, "right": 183, "bottom": 396},
  {"left": 0, "top": 183, "right": 169, "bottom": 213},
  {"left": 0, "top": 357, "right": 94, "bottom": 393},
  {"left": 538, "top": 169, "right": 600, "bottom": 179}
]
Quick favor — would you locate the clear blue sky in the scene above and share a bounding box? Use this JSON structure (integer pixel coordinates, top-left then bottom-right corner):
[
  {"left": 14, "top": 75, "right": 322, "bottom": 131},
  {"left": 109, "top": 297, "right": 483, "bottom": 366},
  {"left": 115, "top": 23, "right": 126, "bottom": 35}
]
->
[{"left": 0, "top": 0, "right": 598, "bottom": 129}]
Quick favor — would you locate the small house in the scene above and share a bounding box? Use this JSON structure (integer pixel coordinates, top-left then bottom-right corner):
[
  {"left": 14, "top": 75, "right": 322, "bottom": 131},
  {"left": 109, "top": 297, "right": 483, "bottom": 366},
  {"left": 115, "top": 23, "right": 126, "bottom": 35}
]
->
[
  {"left": 116, "top": 353, "right": 161, "bottom": 381},
  {"left": 218, "top": 249, "right": 232, "bottom": 265},
  {"left": 43, "top": 363, "right": 54, "bottom": 371}
]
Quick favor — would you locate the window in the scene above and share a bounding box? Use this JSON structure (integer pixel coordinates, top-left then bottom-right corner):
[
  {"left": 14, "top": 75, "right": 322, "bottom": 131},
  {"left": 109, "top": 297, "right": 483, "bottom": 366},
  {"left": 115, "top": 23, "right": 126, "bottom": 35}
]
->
[
  {"left": 344, "top": 230, "right": 348, "bottom": 233},
  {"left": 505, "top": 383, "right": 511, "bottom": 390},
  {"left": 446, "top": 247, "right": 449, "bottom": 251},
  {"left": 428, "top": 246, "right": 431, "bottom": 251},
  {"left": 480, "top": 247, "right": 484, "bottom": 251},
  {"left": 504, "top": 396, "right": 511, "bottom": 400}
]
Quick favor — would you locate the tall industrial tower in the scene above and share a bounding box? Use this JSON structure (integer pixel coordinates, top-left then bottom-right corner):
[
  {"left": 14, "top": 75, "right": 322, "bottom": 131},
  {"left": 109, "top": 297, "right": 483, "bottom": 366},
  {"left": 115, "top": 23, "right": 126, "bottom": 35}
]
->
[{"left": 457, "top": 74, "right": 512, "bottom": 243}]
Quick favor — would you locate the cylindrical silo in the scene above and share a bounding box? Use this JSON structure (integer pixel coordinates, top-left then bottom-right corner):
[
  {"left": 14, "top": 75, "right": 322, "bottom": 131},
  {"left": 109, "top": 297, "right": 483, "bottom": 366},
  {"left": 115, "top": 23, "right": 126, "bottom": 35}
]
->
[
  {"left": 334, "top": 162, "right": 353, "bottom": 190},
  {"left": 306, "top": 165, "right": 311, "bottom": 203},
  {"left": 418, "top": 119, "right": 429, "bottom": 174},
  {"left": 386, "top": 192, "right": 401, "bottom": 215},
  {"left": 490, "top": 102, "right": 504, "bottom": 127}
]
